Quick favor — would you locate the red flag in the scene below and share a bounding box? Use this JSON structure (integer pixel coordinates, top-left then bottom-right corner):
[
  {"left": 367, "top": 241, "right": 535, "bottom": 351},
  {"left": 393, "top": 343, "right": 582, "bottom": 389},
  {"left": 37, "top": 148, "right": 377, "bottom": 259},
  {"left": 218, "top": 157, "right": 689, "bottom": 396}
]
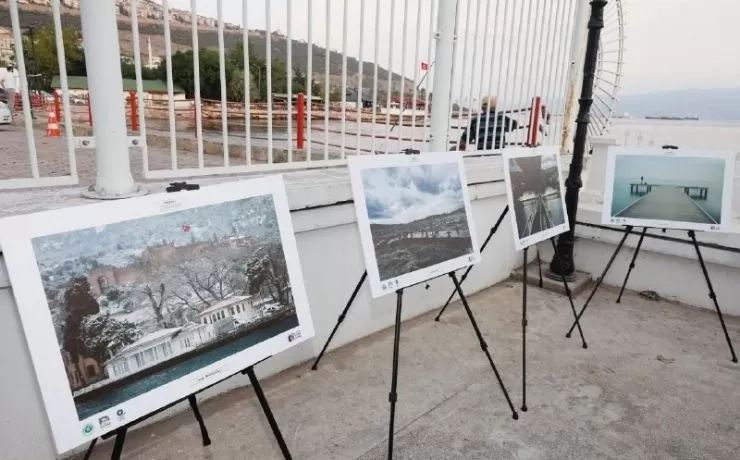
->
[
  {"left": 420, "top": 61, "right": 429, "bottom": 71},
  {"left": 182, "top": 224, "right": 191, "bottom": 232}
]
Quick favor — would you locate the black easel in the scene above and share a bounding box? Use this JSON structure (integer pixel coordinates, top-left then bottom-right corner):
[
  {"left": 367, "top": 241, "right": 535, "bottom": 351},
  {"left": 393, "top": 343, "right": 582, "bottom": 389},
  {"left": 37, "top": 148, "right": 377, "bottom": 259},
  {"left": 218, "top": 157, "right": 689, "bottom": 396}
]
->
[
  {"left": 384, "top": 272, "right": 519, "bottom": 459},
  {"left": 565, "top": 227, "right": 737, "bottom": 362},
  {"left": 85, "top": 361, "right": 293, "bottom": 460},
  {"left": 83, "top": 392, "right": 212, "bottom": 460},
  {"left": 434, "top": 205, "right": 510, "bottom": 321},
  {"left": 311, "top": 271, "right": 367, "bottom": 370},
  {"left": 518, "top": 238, "right": 587, "bottom": 413},
  {"left": 565, "top": 225, "right": 633, "bottom": 339}
]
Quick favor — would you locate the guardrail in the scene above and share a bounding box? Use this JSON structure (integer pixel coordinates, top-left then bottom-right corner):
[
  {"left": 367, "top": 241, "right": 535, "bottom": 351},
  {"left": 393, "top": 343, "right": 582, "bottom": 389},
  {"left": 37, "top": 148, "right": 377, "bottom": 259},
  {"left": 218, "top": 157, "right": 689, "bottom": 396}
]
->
[{"left": 1, "top": 0, "right": 593, "bottom": 193}]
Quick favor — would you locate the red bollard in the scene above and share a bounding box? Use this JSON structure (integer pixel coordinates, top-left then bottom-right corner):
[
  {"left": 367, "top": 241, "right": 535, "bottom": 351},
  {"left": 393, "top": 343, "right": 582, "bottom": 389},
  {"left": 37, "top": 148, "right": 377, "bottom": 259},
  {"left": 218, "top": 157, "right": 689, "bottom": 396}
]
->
[
  {"left": 296, "top": 92, "right": 305, "bottom": 150},
  {"left": 130, "top": 91, "right": 139, "bottom": 132}
]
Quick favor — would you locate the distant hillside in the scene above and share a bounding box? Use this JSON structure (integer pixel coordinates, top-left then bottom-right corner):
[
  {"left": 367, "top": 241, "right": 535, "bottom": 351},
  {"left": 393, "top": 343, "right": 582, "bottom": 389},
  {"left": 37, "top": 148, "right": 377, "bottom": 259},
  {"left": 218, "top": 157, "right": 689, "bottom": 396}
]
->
[
  {"left": 0, "top": 4, "right": 413, "bottom": 96},
  {"left": 616, "top": 88, "right": 740, "bottom": 121}
]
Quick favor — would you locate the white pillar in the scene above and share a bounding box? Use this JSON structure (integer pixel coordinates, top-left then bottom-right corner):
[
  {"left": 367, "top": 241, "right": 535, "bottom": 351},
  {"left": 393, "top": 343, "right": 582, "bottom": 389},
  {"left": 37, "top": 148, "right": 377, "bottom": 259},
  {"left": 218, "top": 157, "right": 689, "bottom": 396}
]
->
[
  {"left": 80, "top": 0, "right": 140, "bottom": 198},
  {"left": 428, "top": 0, "right": 459, "bottom": 152},
  {"left": 560, "top": 0, "right": 591, "bottom": 154},
  {"left": 582, "top": 136, "right": 617, "bottom": 204}
]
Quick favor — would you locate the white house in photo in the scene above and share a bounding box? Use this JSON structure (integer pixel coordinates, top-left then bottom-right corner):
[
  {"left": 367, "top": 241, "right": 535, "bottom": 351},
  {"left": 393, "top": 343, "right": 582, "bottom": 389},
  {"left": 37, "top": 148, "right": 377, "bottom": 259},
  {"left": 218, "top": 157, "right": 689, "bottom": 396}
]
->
[
  {"left": 104, "top": 322, "right": 214, "bottom": 381},
  {"left": 198, "top": 295, "right": 262, "bottom": 335}
]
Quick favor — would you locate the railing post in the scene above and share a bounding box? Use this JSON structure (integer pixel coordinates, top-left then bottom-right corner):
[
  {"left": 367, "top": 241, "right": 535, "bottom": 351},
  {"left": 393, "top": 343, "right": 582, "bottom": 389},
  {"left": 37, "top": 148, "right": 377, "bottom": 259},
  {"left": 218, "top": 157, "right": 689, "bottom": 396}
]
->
[
  {"left": 79, "top": 0, "right": 140, "bottom": 198},
  {"left": 130, "top": 91, "right": 139, "bottom": 132},
  {"left": 296, "top": 92, "right": 305, "bottom": 150},
  {"left": 560, "top": 0, "right": 591, "bottom": 154},
  {"left": 428, "top": 0, "right": 459, "bottom": 152},
  {"left": 87, "top": 95, "right": 92, "bottom": 127}
]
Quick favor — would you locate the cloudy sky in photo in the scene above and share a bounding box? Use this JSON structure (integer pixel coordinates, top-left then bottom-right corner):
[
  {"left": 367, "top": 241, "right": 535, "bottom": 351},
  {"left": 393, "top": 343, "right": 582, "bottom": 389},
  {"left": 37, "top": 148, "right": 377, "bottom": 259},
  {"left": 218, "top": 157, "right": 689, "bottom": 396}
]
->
[
  {"left": 361, "top": 162, "right": 465, "bottom": 225},
  {"left": 165, "top": 0, "right": 739, "bottom": 102}
]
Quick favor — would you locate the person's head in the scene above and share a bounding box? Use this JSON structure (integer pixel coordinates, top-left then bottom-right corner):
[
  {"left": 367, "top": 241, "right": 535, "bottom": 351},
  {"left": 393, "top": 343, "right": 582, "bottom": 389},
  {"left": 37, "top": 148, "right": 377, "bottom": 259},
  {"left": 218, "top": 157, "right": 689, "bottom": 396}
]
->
[
  {"left": 481, "top": 95, "right": 497, "bottom": 111},
  {"left": 5, "top": 65, "right": 12, "bottom": 72}
]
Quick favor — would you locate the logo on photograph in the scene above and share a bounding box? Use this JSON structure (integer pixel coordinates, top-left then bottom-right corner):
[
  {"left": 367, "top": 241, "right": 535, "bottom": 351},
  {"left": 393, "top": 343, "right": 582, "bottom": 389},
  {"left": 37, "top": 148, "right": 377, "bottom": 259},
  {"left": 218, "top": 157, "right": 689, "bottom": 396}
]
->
[
  {"left": 288, "top": 330, "right": 302, "bottom": 342},
  {"left": 98, "top": 416, "right": 111, "bottom": 428},
  {"left": 382, "top": 283, "right": 387, "bottom": 290},
  {"left": 115, "top": 408, "right": 126, "bottom": 421},
  {"left": 82, "top": 423, "right": 95, "bottom": 436}
]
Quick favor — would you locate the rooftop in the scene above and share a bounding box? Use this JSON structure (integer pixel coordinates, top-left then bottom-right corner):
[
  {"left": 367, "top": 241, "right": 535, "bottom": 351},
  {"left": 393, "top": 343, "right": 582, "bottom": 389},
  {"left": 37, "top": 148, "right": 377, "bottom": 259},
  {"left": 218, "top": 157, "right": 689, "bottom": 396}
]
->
[
  {"left": 198, "top": 296, "right": 251, "bottom": 317},
  {"left": 77, "top": 281, "right": 740, "bottom": 460}
]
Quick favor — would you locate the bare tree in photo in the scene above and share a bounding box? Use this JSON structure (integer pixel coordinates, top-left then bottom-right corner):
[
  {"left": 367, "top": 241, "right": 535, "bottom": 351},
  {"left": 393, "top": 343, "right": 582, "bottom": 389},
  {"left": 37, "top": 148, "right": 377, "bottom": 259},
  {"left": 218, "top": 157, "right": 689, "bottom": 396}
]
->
[{"left": 138, "top": 255, "right": 173, "bottom": 329}]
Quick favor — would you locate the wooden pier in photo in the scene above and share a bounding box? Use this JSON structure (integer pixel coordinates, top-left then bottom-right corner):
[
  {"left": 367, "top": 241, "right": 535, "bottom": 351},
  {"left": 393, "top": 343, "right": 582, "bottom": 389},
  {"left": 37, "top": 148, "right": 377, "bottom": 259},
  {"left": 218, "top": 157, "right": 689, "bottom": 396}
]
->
[
  {"left": 629, "top": 183, "right": 709, "bottom": 200},
  {"left": 618, "top": 186, "right": 717, "bottom": 224}
]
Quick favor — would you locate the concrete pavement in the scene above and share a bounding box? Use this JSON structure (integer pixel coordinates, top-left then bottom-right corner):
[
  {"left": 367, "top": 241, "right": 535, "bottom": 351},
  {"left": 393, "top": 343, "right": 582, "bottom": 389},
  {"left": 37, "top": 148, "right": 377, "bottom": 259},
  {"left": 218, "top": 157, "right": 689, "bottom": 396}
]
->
[{"left": 73, "top": 281, "right": 740, "bottom": 460}]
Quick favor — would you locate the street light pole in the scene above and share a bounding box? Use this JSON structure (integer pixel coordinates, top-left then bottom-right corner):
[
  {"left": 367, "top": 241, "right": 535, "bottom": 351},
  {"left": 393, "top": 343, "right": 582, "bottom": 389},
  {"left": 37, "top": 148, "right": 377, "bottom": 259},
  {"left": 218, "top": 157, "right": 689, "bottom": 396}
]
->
[{"left": 550, "top": 0, "right": 608, "bottom": 277}]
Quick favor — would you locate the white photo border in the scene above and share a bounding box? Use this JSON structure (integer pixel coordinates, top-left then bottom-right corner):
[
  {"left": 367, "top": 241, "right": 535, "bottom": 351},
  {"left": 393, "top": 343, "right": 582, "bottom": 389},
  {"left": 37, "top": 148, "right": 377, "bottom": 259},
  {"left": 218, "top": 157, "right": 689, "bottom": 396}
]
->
[
  {"left": 601, "top": 147, "right": 736, "bottom": 233},
  {"left": 502, "top": 147, "right": 570, "bottom": 251},
  {"left": 348, "top": 153, "right": 482, "bottom": 298},
  {"left": 0, "top": 175, "right": 314, "bottom": 454}
]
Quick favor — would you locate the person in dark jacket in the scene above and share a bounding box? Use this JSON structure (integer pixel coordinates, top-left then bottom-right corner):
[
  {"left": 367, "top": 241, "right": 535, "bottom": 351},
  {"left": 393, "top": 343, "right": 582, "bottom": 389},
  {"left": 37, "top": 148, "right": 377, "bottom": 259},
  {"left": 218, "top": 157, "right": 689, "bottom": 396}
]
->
[{"left": 457, "top": 95, "right": 518, "bottom": 151}]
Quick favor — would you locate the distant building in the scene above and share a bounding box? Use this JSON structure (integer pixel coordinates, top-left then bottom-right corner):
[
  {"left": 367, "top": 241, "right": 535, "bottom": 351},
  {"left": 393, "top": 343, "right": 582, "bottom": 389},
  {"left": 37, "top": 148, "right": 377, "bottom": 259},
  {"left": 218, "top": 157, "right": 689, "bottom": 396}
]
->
[
  {"left": 50, "top": 75, "right": 186, "bottom": 103},
  {"left": 104, "top": 322, "right": 215, "bottom": 381},
  {"left": 198, "top": 296, "right": 262, "bottom": 335},
  {"left": 62, "top": 350, "right": 105, "bottom": 391},
  {"left": 0, "top": 28, "right": 14, "bottom": 65}
]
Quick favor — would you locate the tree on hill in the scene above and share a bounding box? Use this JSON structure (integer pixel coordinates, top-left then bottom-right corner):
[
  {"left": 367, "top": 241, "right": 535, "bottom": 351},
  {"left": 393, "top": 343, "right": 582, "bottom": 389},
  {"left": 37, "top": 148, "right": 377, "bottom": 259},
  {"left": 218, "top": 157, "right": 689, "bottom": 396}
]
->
[
  {"left": 81, "top": 315, "right": 140, "bottom": 364},
  {"left": 20, "top": 24, "right": 85, "bottom": 90}
]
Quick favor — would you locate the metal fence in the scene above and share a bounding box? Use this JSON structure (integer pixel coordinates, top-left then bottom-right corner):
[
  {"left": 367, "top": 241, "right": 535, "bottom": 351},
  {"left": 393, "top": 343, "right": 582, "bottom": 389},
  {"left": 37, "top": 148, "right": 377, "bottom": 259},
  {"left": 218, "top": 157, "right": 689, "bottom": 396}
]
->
[{"left": 0, "top": 0, "right": 625, "bottom": 192}]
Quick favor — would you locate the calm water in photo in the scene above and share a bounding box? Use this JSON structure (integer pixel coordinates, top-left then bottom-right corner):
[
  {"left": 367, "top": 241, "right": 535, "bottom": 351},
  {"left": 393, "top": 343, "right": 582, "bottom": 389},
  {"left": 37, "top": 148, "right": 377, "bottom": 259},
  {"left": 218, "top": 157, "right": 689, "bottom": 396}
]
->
[
  {"left": 75, "top": 316, "right": 298, "bottom": 420},
  {"left": 610, "top": 155, "right": 725, "bottom": 221}
]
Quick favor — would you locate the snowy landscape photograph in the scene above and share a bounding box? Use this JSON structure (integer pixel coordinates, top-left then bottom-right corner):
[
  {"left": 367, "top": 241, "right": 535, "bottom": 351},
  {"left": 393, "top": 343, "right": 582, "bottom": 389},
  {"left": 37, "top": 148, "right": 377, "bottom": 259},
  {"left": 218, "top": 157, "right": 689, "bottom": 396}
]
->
[
  {"left": 350, "top": 154, "right": 479, "bottom": 297},
  {"left": 31, "top": 194, "right": 298, "bottom": 420}
]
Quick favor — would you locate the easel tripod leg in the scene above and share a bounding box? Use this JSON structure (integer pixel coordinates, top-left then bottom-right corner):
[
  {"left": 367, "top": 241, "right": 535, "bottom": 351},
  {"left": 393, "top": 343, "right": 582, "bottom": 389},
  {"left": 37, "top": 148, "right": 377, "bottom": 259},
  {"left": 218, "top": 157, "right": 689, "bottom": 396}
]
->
[
  {"left": 450, "top": 272, "right": 519, "bottom": 420},
  {"left": 110, "top": 428, "right": 127, "bottom": 460},
  {"left": 550, "top": 238, "right": 587, "bottom": 348},
  {"left": 245, "top": 367, "right": 293, "bottom": 460},
  {"left": 188, "top": 394, "right": 212, "bottom": 446},
  {"left": 521, "top": 248, "right": 528, "bottom": 412},
  {"left": 82, "top": 438, "right": 97, "bottom": 460},
  {"left": 436, "top": 206, "right": 509, "bottom": 321},
  {"left": 387, "top": 289, "right": 404, "bottom": 460},
  {"left": 617, "top": 227, "right": 648, "bottom": 303},
  {"left": 312, "top": 271, "right": 368, "bottom": 370},
  {"left": 535, "top": 246, "right": 543, "bottom": 288},
  {"left": 688, "top": 231, "right": 738, "bottom": 363},
  {"left": 566, "top": 226, "right": 634, "bottom": 337}
]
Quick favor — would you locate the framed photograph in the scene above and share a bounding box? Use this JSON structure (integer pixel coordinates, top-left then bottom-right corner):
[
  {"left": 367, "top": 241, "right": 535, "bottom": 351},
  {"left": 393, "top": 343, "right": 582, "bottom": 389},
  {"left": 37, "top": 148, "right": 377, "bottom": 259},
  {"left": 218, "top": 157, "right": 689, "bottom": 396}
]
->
[
  {"left": 348, "top": 153, "right": 481, "bottom": 298},
  {"left": 502, "top": 147, "right": 570, "bottom": 250},
  {"left": 0, "top": 175, "right": 314, "bottom": 454},
  {"left": 602, "top": 148, "right": 736, "bottom": 232}
]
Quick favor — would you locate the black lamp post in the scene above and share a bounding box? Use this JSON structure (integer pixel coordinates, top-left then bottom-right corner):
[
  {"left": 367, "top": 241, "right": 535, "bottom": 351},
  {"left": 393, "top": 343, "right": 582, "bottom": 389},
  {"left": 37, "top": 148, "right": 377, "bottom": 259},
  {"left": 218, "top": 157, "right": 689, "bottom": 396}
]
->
[{"left": 550, "top": 0, "right": 608, "bottom": 277}]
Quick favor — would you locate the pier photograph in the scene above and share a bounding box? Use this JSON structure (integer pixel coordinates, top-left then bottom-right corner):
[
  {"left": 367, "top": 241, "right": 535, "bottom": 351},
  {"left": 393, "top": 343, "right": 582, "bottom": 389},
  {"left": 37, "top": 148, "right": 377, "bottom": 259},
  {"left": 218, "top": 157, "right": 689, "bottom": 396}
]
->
[
  {"left": 503, "top": 148, "right": 569, "bottom": 250},
  {"left": 604, "top": 149, "right": 735, "bottom": 231},
  {"left": 349, "top": 155, "right": 479, "bottom": 297},
  {"left": 28, "top": 192, "right": 300, "bottom": 421}
]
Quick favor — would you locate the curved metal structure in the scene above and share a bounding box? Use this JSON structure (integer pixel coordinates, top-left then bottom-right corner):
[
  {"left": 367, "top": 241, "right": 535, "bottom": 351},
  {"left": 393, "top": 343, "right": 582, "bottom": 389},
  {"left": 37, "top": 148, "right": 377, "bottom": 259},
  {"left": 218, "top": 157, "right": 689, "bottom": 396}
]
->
[{"left": 590, "top": 0, "right": 626, "bottom": 138}]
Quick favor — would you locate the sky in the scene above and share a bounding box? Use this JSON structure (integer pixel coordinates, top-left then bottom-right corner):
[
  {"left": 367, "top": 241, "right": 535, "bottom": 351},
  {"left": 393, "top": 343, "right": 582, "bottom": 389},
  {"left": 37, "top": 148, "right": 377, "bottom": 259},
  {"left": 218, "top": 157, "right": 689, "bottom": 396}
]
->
[
  {"left": 162, "top": 0, "right": 740, "bottom": 101},
  {"left": 361, "top": 163, "right": 464, "bottom": 224},
  {"left": 614, "top": 155, "right": 725, "bottom": 186}
]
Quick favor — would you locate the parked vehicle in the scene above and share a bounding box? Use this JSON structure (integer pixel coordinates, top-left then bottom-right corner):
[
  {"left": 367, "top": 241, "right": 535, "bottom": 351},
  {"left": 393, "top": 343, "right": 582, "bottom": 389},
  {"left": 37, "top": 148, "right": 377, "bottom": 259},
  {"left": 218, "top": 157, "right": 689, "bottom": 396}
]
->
[{"left": 0, "top": 101, "right": 11, "bottom": 126}]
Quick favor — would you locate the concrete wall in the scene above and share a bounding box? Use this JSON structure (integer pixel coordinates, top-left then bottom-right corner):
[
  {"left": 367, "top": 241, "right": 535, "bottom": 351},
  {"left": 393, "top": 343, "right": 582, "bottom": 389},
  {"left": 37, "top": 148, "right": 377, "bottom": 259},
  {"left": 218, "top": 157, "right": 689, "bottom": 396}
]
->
[{"left": 0, "top": 157, "right": 522, "bottom": 459}]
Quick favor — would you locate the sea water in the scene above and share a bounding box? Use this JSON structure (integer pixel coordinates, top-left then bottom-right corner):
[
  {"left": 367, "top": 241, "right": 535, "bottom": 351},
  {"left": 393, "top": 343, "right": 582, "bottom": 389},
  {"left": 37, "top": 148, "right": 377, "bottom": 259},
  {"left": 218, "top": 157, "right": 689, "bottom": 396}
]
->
[{"left": 609, "top": 154, "right": 725, "bottom": 222}]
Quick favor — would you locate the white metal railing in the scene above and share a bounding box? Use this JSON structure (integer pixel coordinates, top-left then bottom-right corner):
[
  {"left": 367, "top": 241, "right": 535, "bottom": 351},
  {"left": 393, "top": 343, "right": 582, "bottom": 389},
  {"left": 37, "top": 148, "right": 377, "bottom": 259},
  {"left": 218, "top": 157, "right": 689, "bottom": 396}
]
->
[
  {"left": 0, "top": 0, "right": 622, "bottom": 192},
  {"left": 0, "top": 0, "right": 78, "bottom": 190}
]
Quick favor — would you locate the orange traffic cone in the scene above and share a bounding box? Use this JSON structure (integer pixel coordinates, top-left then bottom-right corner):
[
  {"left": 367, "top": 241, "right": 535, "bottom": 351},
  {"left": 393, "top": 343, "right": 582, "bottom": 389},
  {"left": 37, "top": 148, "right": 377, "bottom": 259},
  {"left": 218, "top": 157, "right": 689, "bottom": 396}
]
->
[{"left": 46, "top": 107, "right": 61, "bottom": 138}]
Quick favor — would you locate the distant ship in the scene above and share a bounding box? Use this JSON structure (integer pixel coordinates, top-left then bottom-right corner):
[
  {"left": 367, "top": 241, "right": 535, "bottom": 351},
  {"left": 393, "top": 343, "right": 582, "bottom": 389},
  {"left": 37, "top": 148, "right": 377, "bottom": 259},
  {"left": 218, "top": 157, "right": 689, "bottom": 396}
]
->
[{"left": 644, "top": 114, "right": 699, "bottom": 121}]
